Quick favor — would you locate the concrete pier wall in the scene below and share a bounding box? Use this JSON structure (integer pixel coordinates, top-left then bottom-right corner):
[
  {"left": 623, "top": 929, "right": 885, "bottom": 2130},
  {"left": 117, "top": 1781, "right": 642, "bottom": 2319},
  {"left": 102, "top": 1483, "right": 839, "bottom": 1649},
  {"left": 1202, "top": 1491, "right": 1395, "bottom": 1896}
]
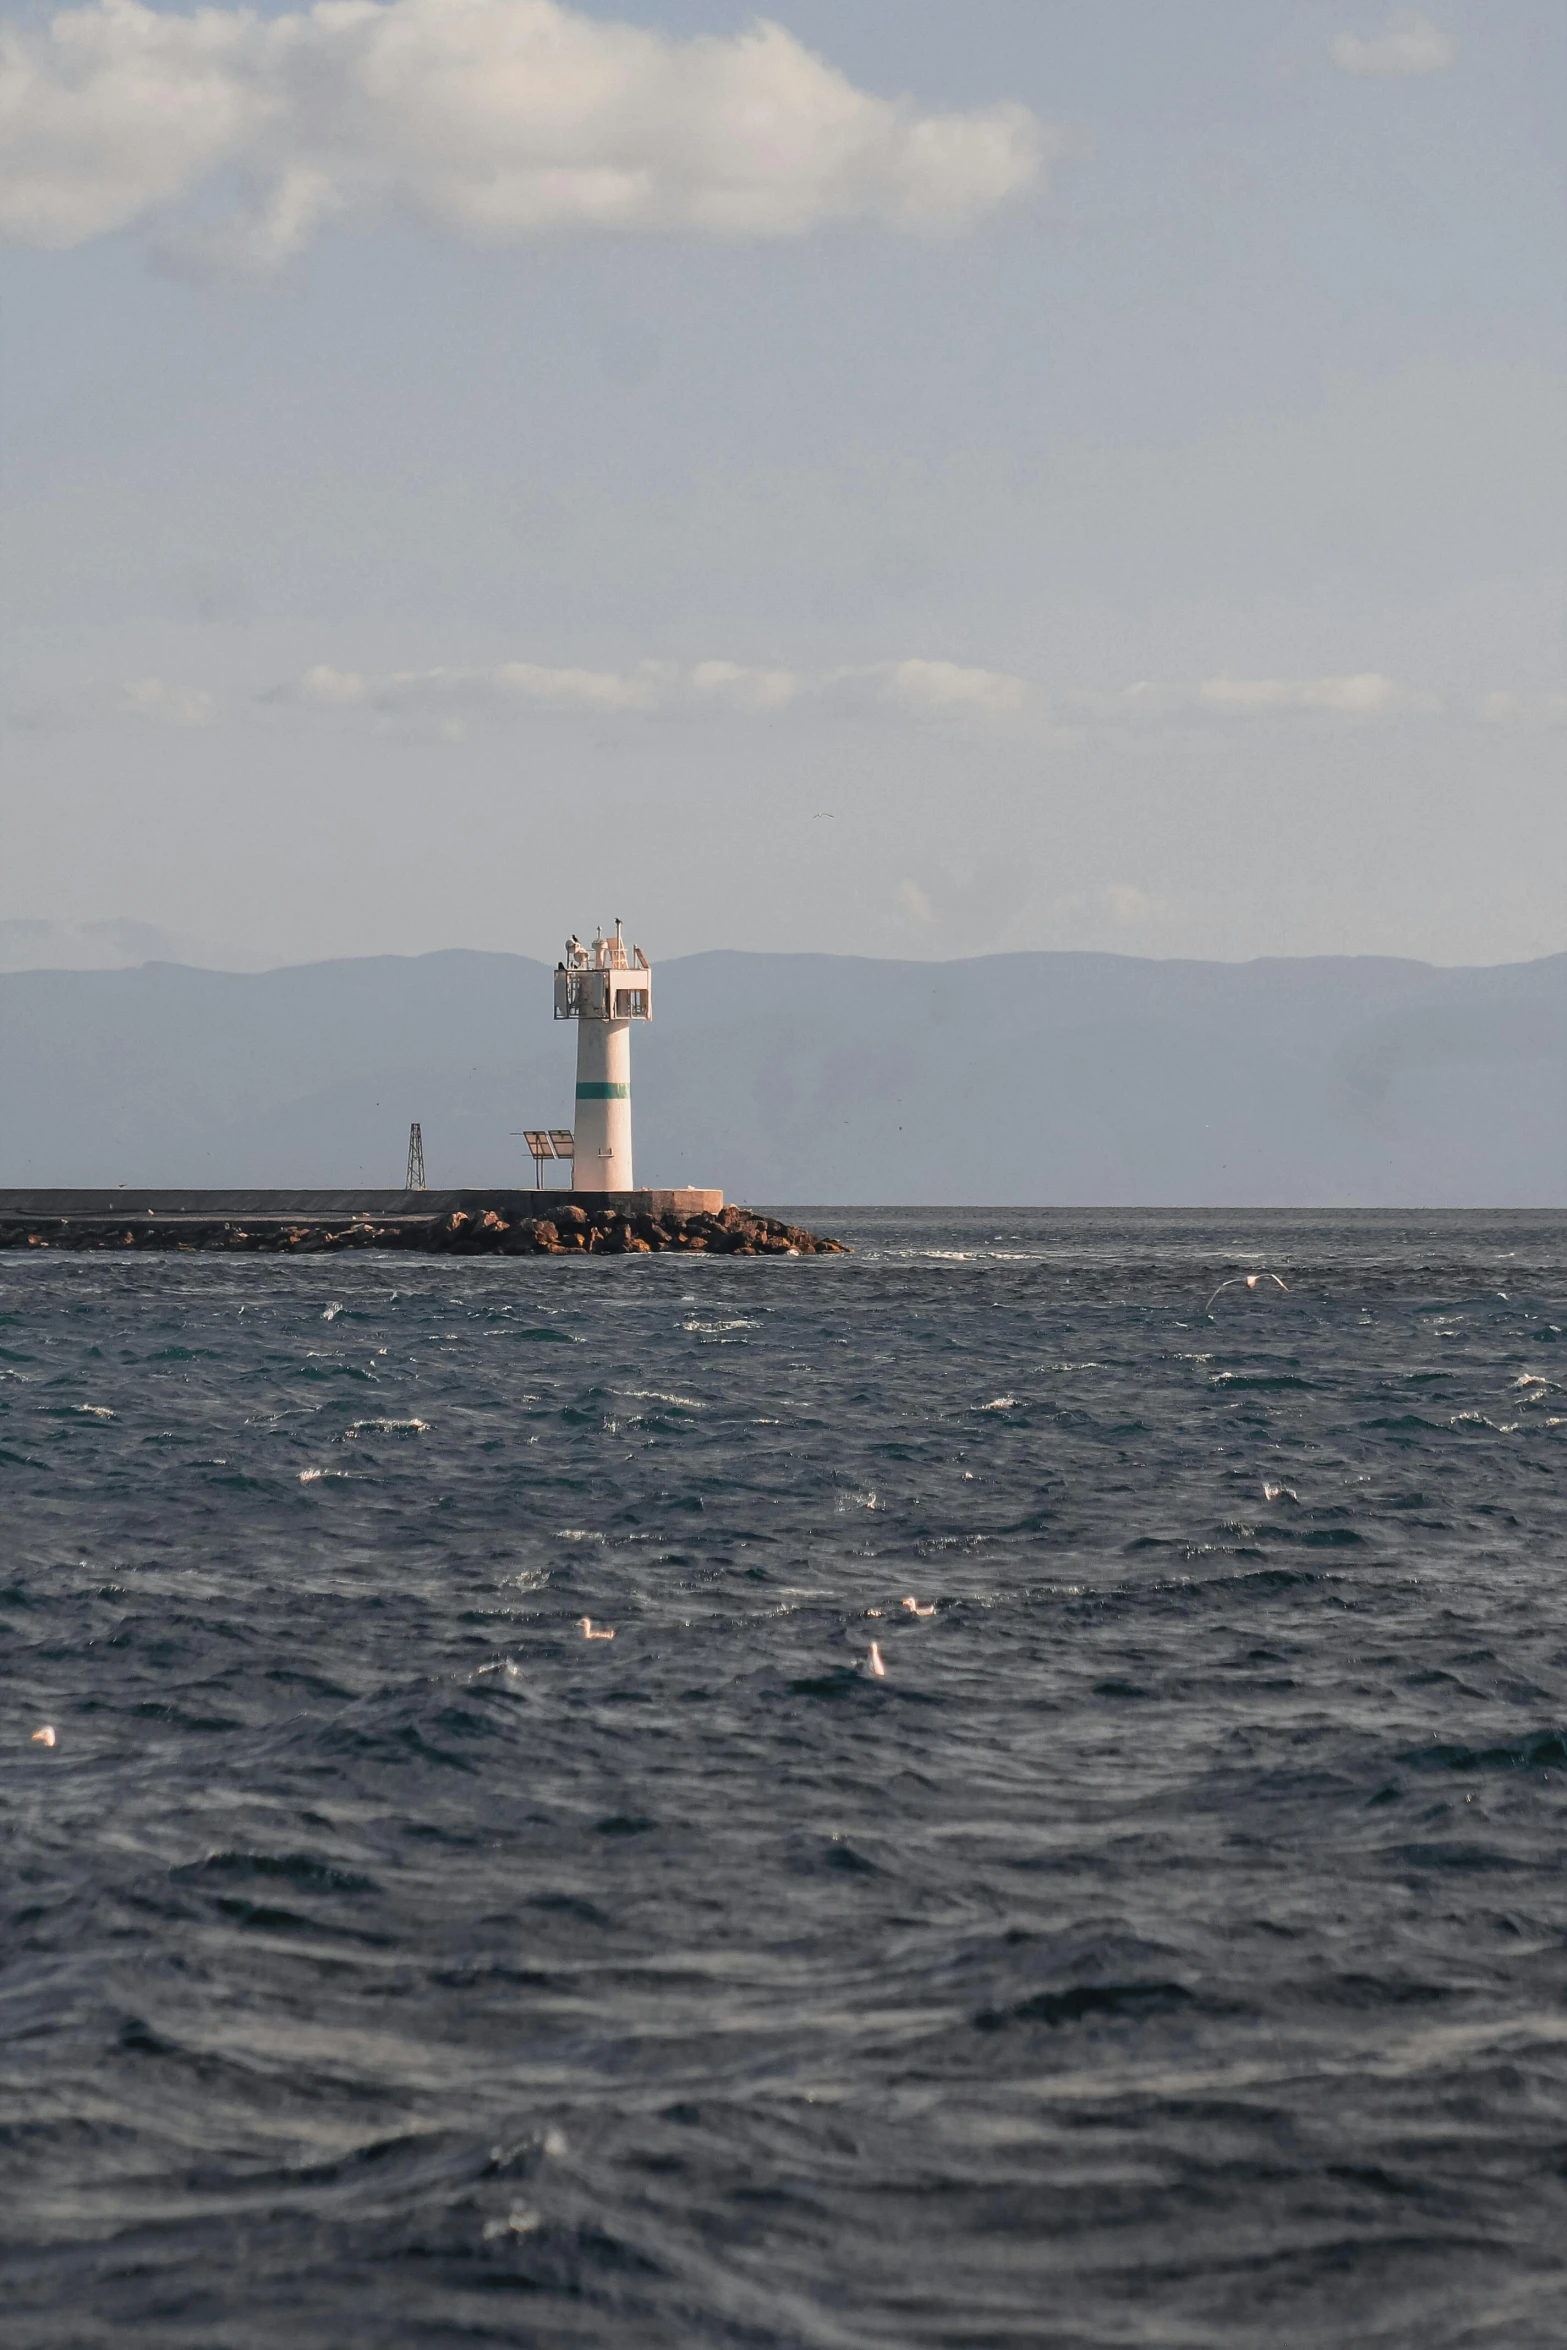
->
[{"left": 0, "top": 1188, "right": 722, "bottom": 1221}]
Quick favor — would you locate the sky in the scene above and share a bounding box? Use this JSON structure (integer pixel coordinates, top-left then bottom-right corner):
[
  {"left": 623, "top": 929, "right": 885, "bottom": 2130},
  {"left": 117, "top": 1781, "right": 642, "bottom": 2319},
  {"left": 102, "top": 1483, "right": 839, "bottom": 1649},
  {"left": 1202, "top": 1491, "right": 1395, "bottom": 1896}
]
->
[{"left": 1, "top": 0, "right": 1562, "bottom": 972}]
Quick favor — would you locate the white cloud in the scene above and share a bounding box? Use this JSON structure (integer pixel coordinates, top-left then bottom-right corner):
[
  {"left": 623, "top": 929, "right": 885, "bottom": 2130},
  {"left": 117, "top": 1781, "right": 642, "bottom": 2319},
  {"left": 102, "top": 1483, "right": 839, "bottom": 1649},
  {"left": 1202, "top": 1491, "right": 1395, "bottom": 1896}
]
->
[
  {"left": 880, "top": 658, "right": 1028, "bottom": 720},
  {"left": 120, "top": 676, "right": 217, "bottom": 726},
  {"left": 1192, "top": 671, "right": 1438, "bottom": 717},
  {"left": 687, "top": 660, "right": 800, "bottom": 714},
  {"left": 1068, "top": 672, "right": 1442, "bottom": 722},
  {"left": 990, "top": 880, "right": 1177, "bottom": 955},
  {"left": 284, "top": 656, "right": 1459, "bottom": 733},
  {"left": 301, "top": 664, "right": 369, "bottom": 705},
  {"left": 0, "top": 0, "right": 1048, "bottom": 266},
  {"left": 1098, "top": 882, "right": 1161, "bottom": 924},
  {"left": 1474, "top": 691, "right": 1567, "bottom": 727},
  {"left": 285, "top": 653, "right": 1031, "bottom": 725},
  {"left": 492, "top": 659, "right": 663, "bottom": 712},
  {"left": 1329, "top": 11, "right": 1457, "bottom": 77}
]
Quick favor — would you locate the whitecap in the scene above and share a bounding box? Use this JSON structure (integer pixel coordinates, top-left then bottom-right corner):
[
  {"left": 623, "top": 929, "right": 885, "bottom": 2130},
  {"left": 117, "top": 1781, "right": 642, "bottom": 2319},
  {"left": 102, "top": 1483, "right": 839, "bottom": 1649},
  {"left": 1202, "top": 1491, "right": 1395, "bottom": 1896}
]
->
[
  {"left": 75, "top": 1404, "right": 115, "bottom": 1419},
  {"left": 482, "top": 2210, "right": 540, "bottom": 2239}
]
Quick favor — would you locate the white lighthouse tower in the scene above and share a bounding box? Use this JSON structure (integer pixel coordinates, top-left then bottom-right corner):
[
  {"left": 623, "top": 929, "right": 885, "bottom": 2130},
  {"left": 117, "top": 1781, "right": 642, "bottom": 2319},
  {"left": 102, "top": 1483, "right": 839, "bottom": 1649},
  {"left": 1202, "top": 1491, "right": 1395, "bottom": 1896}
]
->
[{"left": 553, "top": 921, "right": 651, "bottom": 1193}]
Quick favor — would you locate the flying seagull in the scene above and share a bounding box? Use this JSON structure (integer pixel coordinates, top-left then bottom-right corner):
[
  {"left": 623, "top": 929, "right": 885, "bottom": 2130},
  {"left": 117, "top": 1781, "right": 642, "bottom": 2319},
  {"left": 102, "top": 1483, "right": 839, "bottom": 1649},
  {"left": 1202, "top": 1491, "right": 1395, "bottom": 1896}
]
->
[{"left": 1205, "top": 1272, "right": 1290, "bottom": 1314}]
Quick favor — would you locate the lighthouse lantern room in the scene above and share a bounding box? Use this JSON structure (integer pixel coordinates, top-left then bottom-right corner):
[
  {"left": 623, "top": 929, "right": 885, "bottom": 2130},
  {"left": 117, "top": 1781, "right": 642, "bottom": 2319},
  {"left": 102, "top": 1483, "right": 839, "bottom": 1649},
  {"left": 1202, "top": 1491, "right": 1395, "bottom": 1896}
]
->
[{"left": 553, "top": 921, "right": 651, "bottom": 1192}]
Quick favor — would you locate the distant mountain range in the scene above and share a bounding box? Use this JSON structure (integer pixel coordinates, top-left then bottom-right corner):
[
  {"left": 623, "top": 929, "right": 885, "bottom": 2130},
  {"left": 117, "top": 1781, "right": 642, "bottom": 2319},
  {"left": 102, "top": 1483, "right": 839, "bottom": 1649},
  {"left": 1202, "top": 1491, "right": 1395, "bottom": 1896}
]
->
[{"left": 1, "top": 948, "right": 1562, "bottom": 1205}]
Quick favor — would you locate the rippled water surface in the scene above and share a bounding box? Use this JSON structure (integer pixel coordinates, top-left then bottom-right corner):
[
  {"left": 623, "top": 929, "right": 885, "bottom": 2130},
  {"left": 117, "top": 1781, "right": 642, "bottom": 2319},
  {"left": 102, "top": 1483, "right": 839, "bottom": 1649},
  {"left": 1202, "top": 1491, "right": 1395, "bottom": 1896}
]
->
[{"left": 3, "top": 1209, "right": 1566, "bottom": 2348}]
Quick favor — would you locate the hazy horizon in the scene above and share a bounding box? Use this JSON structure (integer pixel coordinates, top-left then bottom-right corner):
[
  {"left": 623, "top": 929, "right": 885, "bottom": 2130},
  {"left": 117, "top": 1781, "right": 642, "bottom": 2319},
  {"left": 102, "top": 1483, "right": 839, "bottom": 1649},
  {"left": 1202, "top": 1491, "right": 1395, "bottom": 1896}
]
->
[
  {"left": 4, "top": 945, "right": 1561, "bottom": 1203},
  {"left": 2, "top": 917, "right": 1563, "bottom": 979}
]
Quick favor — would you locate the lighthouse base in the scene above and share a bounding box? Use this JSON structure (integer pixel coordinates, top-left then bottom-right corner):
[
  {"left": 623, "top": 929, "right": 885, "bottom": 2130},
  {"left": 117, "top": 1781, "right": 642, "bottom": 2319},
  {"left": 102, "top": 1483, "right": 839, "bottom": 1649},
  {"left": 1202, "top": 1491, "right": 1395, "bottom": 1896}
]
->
[{"left": 565, "top": 1187, "right": 722, "bottom": 1215}]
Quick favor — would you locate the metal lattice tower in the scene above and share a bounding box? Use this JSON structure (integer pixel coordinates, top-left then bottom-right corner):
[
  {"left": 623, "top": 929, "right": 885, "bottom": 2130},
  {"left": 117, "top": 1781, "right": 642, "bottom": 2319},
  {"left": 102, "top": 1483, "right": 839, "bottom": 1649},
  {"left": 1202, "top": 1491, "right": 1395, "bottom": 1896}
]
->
[{"left": 405, "top": 1122, "right": 426, "bottom": 1190}]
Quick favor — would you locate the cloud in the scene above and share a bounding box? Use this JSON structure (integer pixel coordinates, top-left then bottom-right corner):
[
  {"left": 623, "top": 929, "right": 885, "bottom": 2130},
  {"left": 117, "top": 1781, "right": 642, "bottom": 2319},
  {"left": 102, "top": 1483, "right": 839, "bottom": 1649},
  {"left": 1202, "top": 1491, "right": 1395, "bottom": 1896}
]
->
[
  {"left": 289, "top": 653, "right": 1029, "bottom": 724},
  {"left": 0, "top": 916, "right": 182, "bottom": 972},
  {"left": 880, "top": 658, "right": 1028, "bottom": 720},
  {"left": 335, "top": 657, "right": 679, "bottom": 713},
  {"left": 989, "top": 880, "right": 1177, "bottom": 955},
  {"left": 491, "top": 659, "right": 668, "bottom": 711},
  {"left": 283, "top": 656, "right": 1458, "bottom": 734},
  {"left": 120, "top": 676, "right": 217, "bottom": 726},
  {"left": 1329, "top": 11, "right": 1457, "bottom": 77},
  {"left": 1474, "top": 691, "right": 1567, "bottom": 727},
  {"left": 1069, "top": 672, "right": 1442, "bottom": 722},
  {"left": 0, "top": 0, "right": 1048, "bottom": 266},
  {"left": 1190, "top": 671, "right": 1437, "bottom": 717},
  {"left": 686, "top": 660, "right": 800, "bottom": 714},
  {"left": 301, "top": 663, "right": 369, "bottom": 705}
]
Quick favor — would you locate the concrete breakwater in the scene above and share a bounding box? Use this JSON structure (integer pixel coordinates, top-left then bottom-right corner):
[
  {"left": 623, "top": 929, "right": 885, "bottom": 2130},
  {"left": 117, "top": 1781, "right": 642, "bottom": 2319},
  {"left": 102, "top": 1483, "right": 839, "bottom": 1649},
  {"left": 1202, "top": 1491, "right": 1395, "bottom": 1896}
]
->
[{"left": 0, "top": 1190, "right": 844, "bottom": 1258}]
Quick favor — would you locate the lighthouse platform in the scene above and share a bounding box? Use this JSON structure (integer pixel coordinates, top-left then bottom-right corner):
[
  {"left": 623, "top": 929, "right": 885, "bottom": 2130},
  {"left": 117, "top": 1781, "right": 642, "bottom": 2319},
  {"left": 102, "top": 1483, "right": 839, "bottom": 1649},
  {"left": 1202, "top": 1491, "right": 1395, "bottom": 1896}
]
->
[{"left": 0, "top": 1188, "right": 720, "bottom": 1221}]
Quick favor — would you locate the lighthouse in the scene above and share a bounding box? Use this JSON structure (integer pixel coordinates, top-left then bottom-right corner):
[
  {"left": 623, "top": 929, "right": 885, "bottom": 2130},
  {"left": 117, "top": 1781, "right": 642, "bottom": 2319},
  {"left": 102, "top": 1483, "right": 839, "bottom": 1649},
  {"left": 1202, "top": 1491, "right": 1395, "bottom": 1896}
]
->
[{"left": 553, "top": 921, "right": 651, "bottom": 1192}]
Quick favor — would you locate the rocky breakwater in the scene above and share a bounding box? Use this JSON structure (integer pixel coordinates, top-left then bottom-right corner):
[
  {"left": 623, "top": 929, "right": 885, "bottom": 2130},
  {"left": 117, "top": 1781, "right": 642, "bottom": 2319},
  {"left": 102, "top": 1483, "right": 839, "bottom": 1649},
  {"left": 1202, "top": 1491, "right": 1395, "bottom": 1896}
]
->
[
  {"left": 0, "top": 1200, "right": 844, "bottom": 1257},
  {"left": 451, "top": 1203, "right": 845, "bottom": 1256}
]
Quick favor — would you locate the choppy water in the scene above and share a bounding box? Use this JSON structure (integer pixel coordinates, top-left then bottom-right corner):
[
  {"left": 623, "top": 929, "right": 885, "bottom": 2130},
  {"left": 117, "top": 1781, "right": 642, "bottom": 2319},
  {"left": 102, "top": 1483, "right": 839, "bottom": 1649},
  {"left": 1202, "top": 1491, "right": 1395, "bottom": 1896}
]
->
[{"left": 3, "top": 1209, "right": 1565, "bottom": 2349}]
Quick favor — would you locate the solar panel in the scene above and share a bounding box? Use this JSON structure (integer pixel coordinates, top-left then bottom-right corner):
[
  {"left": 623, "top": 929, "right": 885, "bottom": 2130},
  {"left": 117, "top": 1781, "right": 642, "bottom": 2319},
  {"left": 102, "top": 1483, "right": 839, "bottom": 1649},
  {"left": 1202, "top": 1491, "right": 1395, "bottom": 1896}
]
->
[{"left": 549, "top": 1130, "right": 575, "bottom": 1156}]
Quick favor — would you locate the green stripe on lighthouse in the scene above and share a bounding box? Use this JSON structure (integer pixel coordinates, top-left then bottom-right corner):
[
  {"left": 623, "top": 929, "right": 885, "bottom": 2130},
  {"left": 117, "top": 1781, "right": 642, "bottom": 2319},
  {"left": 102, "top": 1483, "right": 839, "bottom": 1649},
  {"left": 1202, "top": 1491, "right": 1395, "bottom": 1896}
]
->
[{"left": 576, "top": 1081, "right": 630, "bottom": 1099}]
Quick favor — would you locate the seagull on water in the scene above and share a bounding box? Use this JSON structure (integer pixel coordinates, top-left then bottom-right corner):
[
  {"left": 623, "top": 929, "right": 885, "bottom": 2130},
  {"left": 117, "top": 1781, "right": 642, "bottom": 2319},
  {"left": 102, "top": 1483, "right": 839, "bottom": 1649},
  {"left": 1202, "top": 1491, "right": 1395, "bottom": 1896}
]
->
[
  {"left": 868, "top": 1642, "right": 887, "bottom": 1678},
  {"left": 580, "top": 1617, "right": 616, "bottom": 1641},
  {"left": 902, "top": 1597, "right": 935, "bottom": 1618}
]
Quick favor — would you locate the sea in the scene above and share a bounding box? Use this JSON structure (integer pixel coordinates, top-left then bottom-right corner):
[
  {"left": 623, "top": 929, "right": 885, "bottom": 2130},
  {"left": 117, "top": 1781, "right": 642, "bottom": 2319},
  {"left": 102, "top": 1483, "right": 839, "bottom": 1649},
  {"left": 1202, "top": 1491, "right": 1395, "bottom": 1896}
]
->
[{"left": 2, "top": 1208, "right": 1564, "bottom": 2349}]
